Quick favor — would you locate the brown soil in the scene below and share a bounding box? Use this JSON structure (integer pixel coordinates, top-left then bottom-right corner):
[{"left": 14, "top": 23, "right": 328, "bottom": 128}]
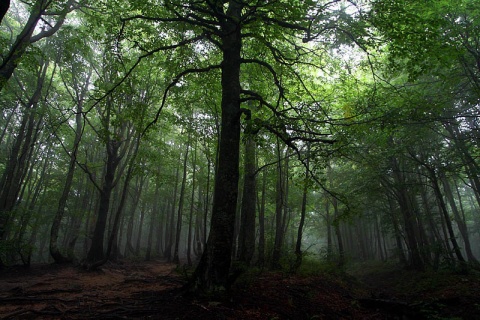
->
[{"left": 0, "top": 260, "right": 478, "bottom": 319}]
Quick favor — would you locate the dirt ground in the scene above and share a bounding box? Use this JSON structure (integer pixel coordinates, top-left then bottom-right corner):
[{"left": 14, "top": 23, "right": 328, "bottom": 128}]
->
[{"left": 0, "top": 260, "right": 478, "bottom": 319}]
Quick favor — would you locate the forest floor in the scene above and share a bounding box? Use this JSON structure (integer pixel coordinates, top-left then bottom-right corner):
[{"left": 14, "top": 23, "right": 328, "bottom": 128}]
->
[{"left": 0, "top": 259, "right": 479, "bottom": 319}]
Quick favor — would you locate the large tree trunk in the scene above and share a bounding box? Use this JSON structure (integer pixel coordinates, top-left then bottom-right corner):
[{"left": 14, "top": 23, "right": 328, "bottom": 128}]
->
[
  {"left": 86, "top": 139, "right": 122, "bottom": 264},
  {"left": 191, "top": 1, "right": 243, "bottom": 292},
  {"left": 237, "top": 127, "right": 257, "bottom": 265}
]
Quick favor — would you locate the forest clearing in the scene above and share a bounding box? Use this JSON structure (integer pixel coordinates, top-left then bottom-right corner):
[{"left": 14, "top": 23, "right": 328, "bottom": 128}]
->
[
  {"left": 0, "top": 259, "right": 479, "bottom": 319},
  {"left": 2, "top": 0, "right": 480, "bottom": 319}
]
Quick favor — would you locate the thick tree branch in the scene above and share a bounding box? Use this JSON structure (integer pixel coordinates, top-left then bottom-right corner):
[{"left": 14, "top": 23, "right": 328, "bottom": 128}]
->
[
  {"left": 30, "top": 0, "right": 75, "bottom": 43},
  {"left": 121, "top": 9, "right": 221, "bottom": 35}
]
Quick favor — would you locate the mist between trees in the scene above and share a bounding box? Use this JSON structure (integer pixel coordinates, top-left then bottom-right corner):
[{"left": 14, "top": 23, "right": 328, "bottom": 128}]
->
[{"left": 1, "top": 0, "right": 480, "bottom": 292}]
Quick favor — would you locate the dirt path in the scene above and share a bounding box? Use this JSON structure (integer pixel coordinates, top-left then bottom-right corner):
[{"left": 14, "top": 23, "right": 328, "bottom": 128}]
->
[{"left": 3, "top": 260, "right": 476, "bottom": 319}]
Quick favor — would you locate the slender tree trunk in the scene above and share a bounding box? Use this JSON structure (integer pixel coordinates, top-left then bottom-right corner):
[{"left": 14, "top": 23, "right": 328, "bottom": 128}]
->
[
  {"left": 0, "top": 106, "right": 15, "bottom": 146},
  {"left": 281, "top": 155, "right": 290, "bottom": 246},
  {"left": 89, "top": 136, "right": 141, "bottom": 269},
  {"left": 374, "top": 216, "right": 385, "bottom": 261},
  {"left": 187, "top": 140, "right": 197, "bottom": 266},
  {"left": 445, "top": 124, "right": 480, "bottom": 213},
  {"left": 124, "top": 203, "right": 136, "bottom": 257},
  {"left": 441, "top": 172, "right": 478, "bottom": 263},
  {"left": 257, "top": 169, "right": 267, "bottom": 268},
  {"left": 194, "top": 191, "right": 203, "bottom": 260},
  {"left": 390, "top": 156, "right": 424, "bottom": 270},
  {"left": 325, "top": 200, "right": 333, "bottom": 260},
  {"left": 429, "top": 168, "right": 466, "bottom": 265},
  {"left": 17, "top": 146, "right": 50, "bottom": 263},
  {"left": 272, "top": 144, "right": 286, "bottom": 269},
  {"left": 0, "top": 62, "right": 47, "bottom": 265},
  {"left": 419, "top": 180, "right": 444, "bottom": 268},
  {"left": 203, "top": 156, "right": 211, "bottom": 248},
  {"left": 164, "top": 165, "right": 180, "bottom": 261},
  {"left": 332, "top": 196, "right": 345, "bottom": 267},
  {"left": 387, "top": 195, "right": 407, "bottom": 265},
  {"left": 173, "top": 140, "right": 190, "bottom": 264},
  {"left": 156, "top": 201, "right": 167, "bottom": 257},
  {"left": 135, "top": 205, "right": 147, "bottom": 255},
  {"left": 50, "top": 95, "right": 85, "bottom": 263},
  {"left": 295, "top": 146, "right": 309, "bottom": 270},
  {"left": 327, "top": 164, "right": 345, "bottom": 266},
  {"left": 146, "top": 182, "right": 160, "bottom": 261}
]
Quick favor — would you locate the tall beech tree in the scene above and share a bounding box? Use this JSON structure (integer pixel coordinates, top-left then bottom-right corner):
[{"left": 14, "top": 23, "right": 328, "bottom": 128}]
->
[{"left": 120, "top": 0, "right": 343, "bottom": 292}]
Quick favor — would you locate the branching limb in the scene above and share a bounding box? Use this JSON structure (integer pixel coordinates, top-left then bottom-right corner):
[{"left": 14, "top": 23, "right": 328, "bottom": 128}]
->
[
  {"left": 84, "top": 33, "right": 207, "bottom": 115},
  {"left": 142, "top": 64, "right": 222, "bottom": 136},
  {"left": 241, "top": 58, "right": 286, "bottom": 104}
]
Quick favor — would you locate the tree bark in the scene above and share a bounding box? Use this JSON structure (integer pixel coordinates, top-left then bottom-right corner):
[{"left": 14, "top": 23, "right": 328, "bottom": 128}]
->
[
  {"left": 237, "top": 126, "right": 257, "bottom": 265},
  {"left": 272, "top": 144, "right": 286, "bottom": 270},
  {"left": 441, "top": 172, "right": 478, "bottom": 263},
  {"left": 173, "top": 140, "right": 190, "bottom": 264},
  {"left": 257, "top": 169, "right": 267, "bottom": 268},
  {"left": 191, "top": 1, "right": 243, "bottom": 292},
  {"left": 187, "top": 140, "right": 197, "bottom": 266},
  {"left": 86, "top": 138, "right": 122, "bottom": 264},
  {"left": 332, "top": 196, "right": 345, "bottom": 267},
  {"left": 164, "top": 165, "right": 180, "bottom": 261},
  {"left": 146, "top": 182, "right": 160, "bottom": 261},
  {"left": 0, "top": 0, "right": 70, "bottom": 91},
  {"left": 390, "top": 156, "right": 424, "bottom": 270},
  {"left": 0, "top": 61, "right": 47, "bottom": 249},
  {"left": 50, "top": 80, "right": 87, "bottom": 263},
  {"left": 295, "top": 145, "right": 310, "bottom": 270},
  {"left": 428, "top": 168, "right": 466, "bottom": 265}
]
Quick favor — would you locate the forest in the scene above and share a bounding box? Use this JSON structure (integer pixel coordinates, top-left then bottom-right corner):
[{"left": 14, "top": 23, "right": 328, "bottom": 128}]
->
[{"left": 1, "top": 0, "right": 480, "bottom": 319}]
